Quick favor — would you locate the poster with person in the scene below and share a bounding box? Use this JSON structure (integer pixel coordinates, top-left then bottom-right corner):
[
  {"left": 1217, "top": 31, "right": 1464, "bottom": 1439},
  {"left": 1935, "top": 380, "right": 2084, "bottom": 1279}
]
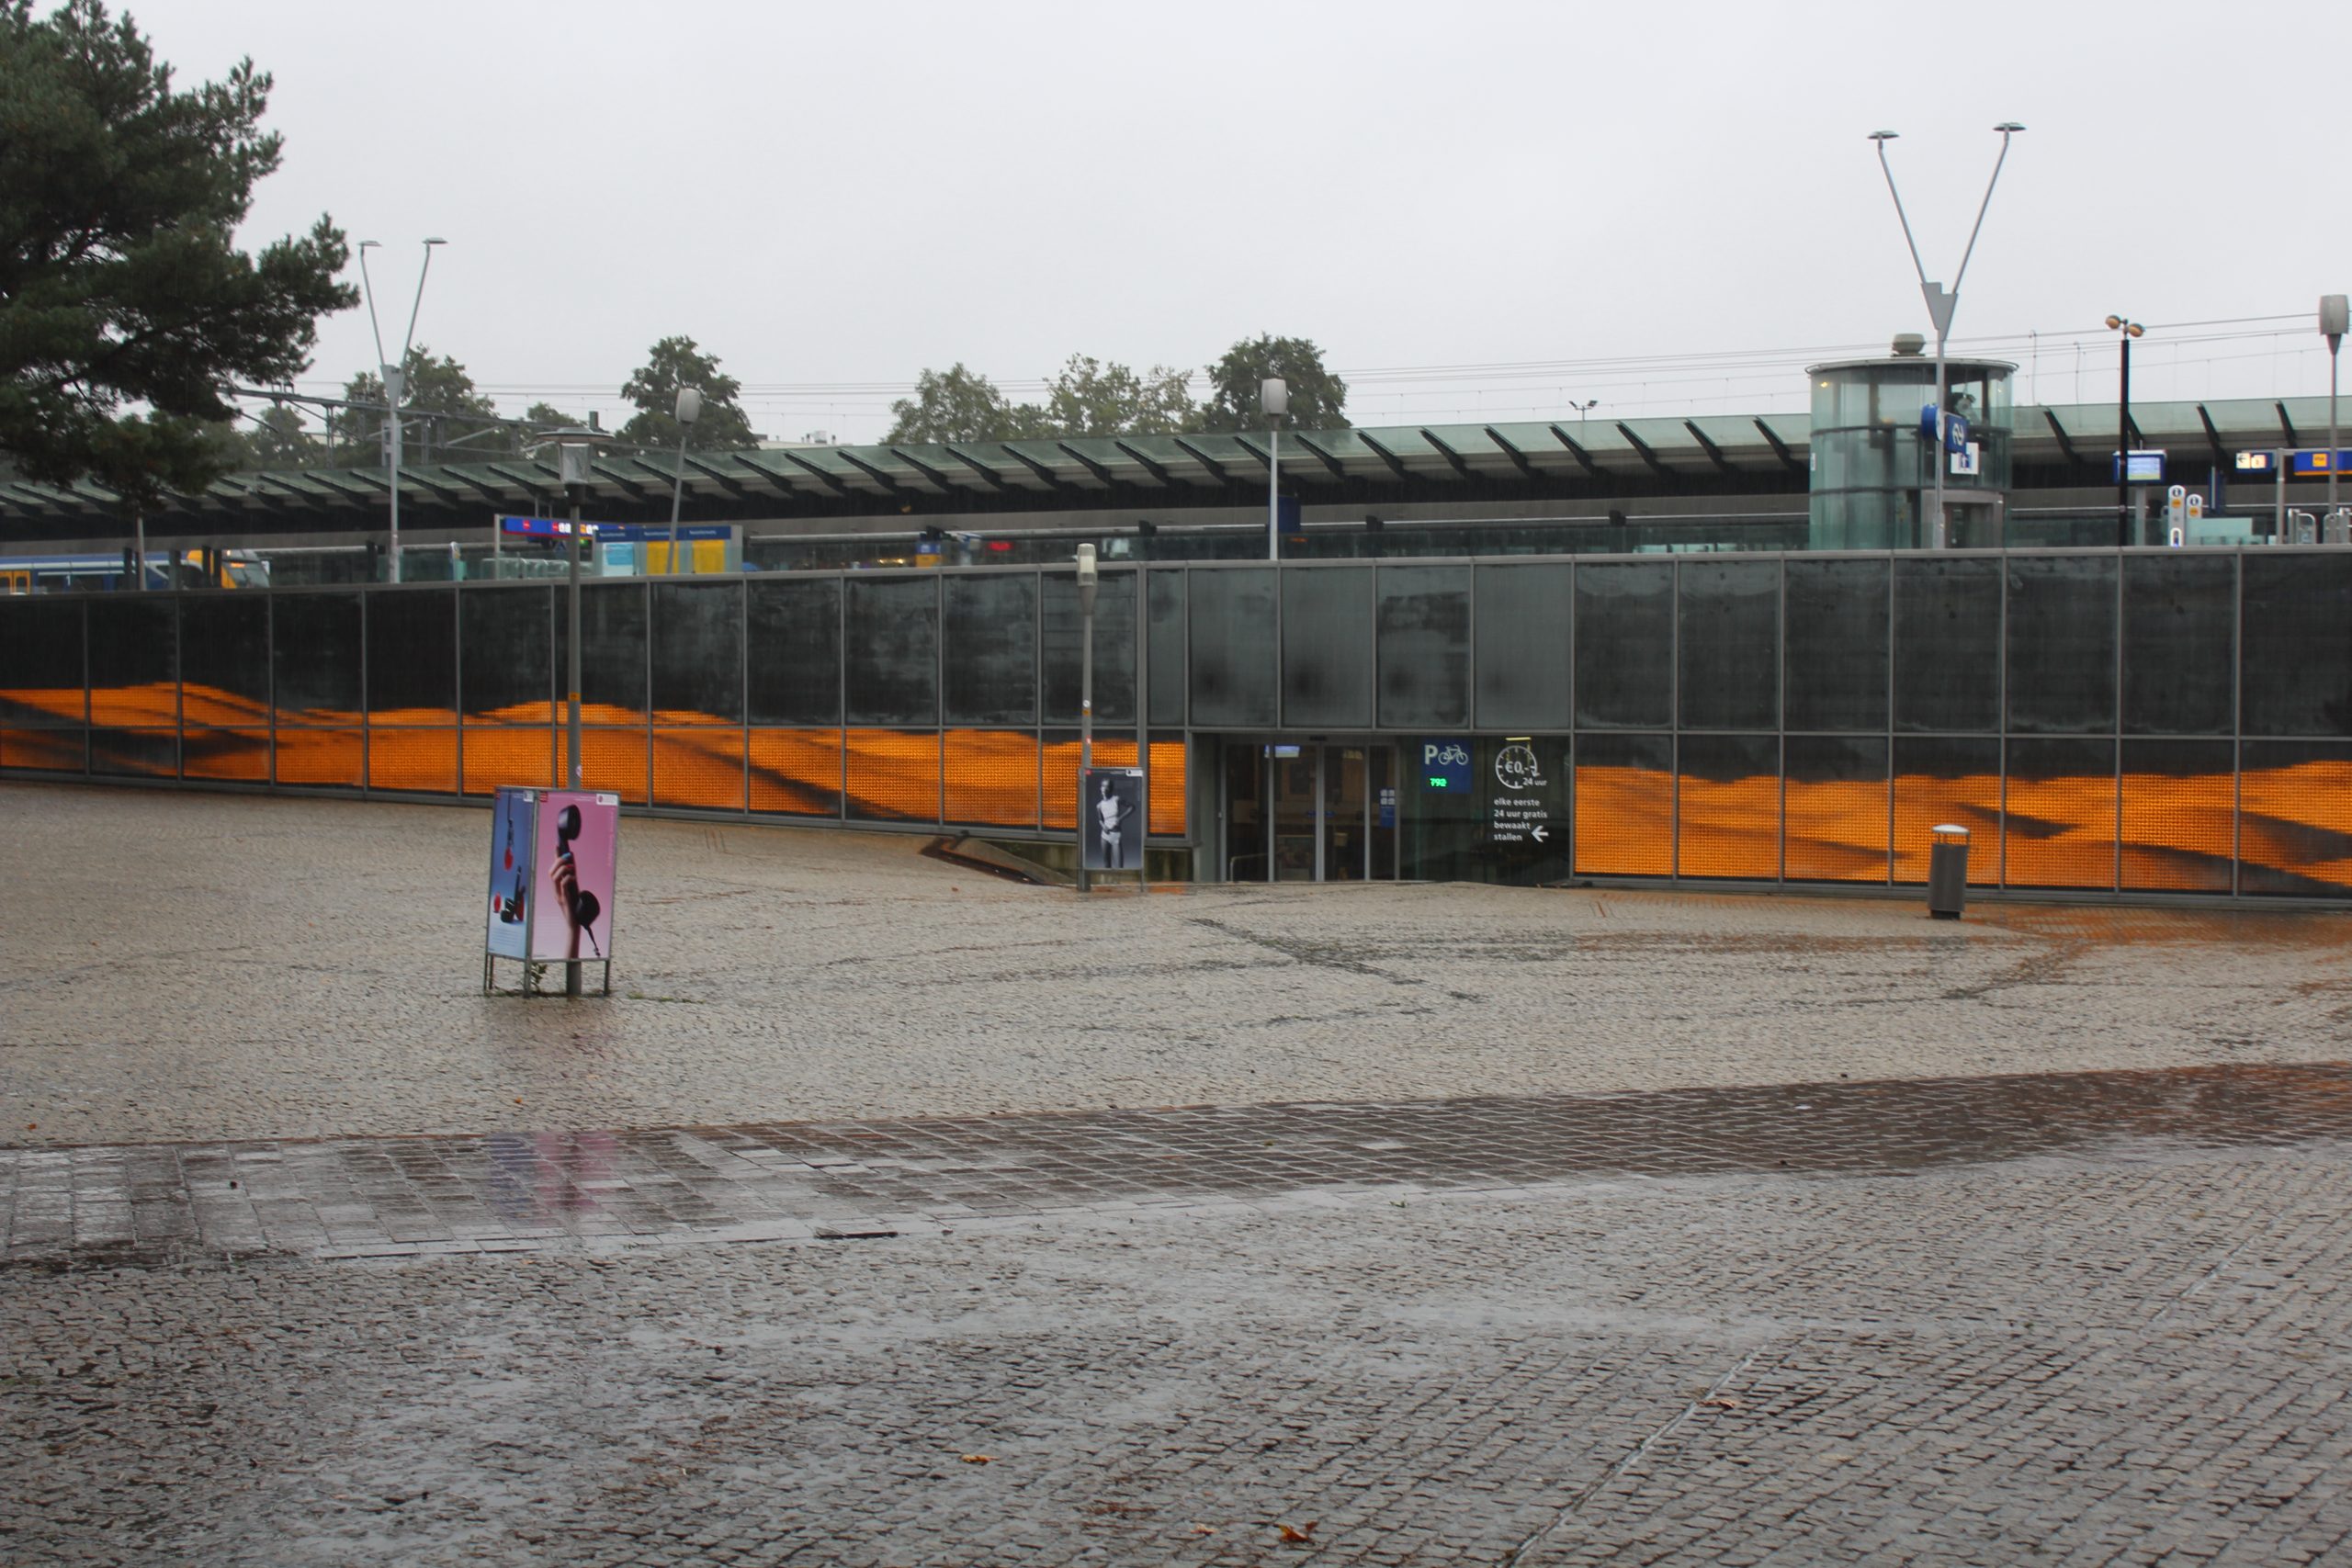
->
[{"left": 1080, "top": 767, "right": 1146, "bottom": 873}]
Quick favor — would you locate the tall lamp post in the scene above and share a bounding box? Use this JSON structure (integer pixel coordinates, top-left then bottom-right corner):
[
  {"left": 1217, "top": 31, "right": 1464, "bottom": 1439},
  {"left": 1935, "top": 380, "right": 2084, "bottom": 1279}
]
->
[
  {"left": 1868, "top": 123, "right": 2024, "bottom": 549},
  {"left": 1075, "top": 542, "right": 1097, "bottom": 895},
  {"left": 2106, "top": 315, "right": 2144, "bottom": 547},
  {"left": 663, "top": 386, "right": 703, "bottom": 575},
  {"left": 356, "top": 237, "right": 447, "bottom": 583},
  {"left": 1262, "top": 377, "right": 1288, "bottom": 562},
  {"left": 2323, "top": 293, "right": 2347, "bottom": 525}
]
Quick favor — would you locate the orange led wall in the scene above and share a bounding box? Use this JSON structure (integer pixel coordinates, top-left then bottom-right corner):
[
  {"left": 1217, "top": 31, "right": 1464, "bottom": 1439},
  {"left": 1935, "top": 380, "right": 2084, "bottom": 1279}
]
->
[
  {"left": 2001, "top": 740, "right": 2117, "bottom": 891},
  {"left": 181, "top": 728, "right": 269, "bottom": 783},
  {"left": 2119, "top": 741, "right": 2233, "bottom": 893},
  {"left": 653, "top": 729, "right": 748, "bottom": 811},
  {"left": 271, "top": 728, "right": 362, "bottom": 788},
  {"left": 88, "top": 680, "right": 177, "bottom": 728},
  {"left": 1782, "top": 737, "right": 1890, "bottom": 883},
  {"left": 367, "top": 729, "right": 459, "bottom": 795},
  {"left": 2239, "top": 744, "right": 2352, "bottom": 895},
  {"left": 1575, "top": 736, "right": 1673, "bottom": 876},
  {"left": 580, "top": 728, "right": 650, "bottom": 805},
  {"left": 1892, "top": 739, "right": 2002, "bottom": 885},
  {"left": 749, "top": 729, "right": 842, "bottom": 816},
  {"left": 846, "top": 729, "right": 940, "bottom": 821},
  {"left": 945, "top": 730, "right": 1041, "bottom": 828},
  {"left": 0, "top": 728, "right": 85, "bottom": 771},
  {"left": 1675, "top": 736, "right": 1780, "bottom": 880},
  {"left": 461, "top": 728, "right": 555, "bottom": 795}
]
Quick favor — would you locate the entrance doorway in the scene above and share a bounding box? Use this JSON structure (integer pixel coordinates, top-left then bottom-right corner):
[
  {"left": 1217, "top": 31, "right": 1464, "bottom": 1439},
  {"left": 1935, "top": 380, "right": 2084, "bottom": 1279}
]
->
[{"left": 1221, "top": 741, "right": 1397, "bottom": 882}]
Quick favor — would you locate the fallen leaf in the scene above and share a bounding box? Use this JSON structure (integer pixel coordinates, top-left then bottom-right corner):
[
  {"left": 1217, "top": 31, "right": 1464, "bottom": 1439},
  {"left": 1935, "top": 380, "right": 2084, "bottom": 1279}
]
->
[
  {"left": 1279, "top": 1520, "right": 1319, "bottom": 1543},
  {"left": 1702, "top": 1395, "right": 1744, "bottom": 1410},
  {"left": 1193, "top": 1524, "right": 1216, "bottom": 1535},
  {"left": 960, "top": 1453, "right": 992, "bottom": 1464}
]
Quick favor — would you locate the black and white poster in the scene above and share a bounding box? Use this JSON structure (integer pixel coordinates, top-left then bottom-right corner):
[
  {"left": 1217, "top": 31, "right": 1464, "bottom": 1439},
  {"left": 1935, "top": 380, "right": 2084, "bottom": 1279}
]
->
[{"left": 1080, "top": 767, "right": 1147, "bottom": 872}]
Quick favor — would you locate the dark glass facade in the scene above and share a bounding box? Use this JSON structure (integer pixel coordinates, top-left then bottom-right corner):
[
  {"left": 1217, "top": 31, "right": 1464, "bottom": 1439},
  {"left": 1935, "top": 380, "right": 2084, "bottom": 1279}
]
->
[{"left": 7, "top": 548, "right": 2350, "bottom": 899}]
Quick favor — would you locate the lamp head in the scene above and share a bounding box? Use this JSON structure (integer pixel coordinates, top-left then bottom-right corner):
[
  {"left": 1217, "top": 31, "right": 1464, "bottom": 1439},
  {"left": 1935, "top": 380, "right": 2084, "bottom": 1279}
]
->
[
  {"left": 2105, "top": 315, "right": 2122, "bottom": 330},
  {"left": 1869, "top": 130, "right": 1898, "bottom": 141},
  {"left": 1074, "top": 542, "right": 1097, "bottom": 587},
  {"left": 675, "top": 387, "right": 704, "bottom": 427},
  {"left": 1993, "top": 121, "right": 2025, "bottom": 134},
  {"left": 2129, "top": 322, "right": 2144, "bottom": 339},
  {"left": 1261, "top": 377, "right": 1289, "bottom": 422},
  {"left": 359, "top": 239, "right": 381, "bottom": 252},
  {"left": 423, "top": 236, "right": 447, "bottom": 247}
]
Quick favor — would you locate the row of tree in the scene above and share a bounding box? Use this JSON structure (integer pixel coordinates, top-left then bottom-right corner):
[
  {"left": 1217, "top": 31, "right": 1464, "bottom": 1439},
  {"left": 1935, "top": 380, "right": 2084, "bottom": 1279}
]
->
[
  {"left": 215, "top": 334, "right": 760, "bottom": 472},
  {"left": 882, "top": 335, "right": 1349, "bottom": 445}
]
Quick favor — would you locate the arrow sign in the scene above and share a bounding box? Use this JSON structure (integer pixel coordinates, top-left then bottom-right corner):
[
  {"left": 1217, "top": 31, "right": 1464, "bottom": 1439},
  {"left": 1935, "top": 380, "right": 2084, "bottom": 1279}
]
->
[{"left": 1531, "top": 824, "right": 1548, "bottom": 843}]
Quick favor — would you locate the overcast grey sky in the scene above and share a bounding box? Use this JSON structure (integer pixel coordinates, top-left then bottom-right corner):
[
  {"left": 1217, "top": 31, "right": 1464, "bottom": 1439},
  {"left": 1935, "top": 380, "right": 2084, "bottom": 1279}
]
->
[{"left": 126, "top": 0, "right": 2352, "bottom": 442}]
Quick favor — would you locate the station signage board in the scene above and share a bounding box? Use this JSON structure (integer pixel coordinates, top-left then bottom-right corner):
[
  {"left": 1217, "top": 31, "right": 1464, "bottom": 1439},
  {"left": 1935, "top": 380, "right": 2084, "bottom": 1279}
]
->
[{"left": 499, "top": 514, "right": 732, "bottom": 542}]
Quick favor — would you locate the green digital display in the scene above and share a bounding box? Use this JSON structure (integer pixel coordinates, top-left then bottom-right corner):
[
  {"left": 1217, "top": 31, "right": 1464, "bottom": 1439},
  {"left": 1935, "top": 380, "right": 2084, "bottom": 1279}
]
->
[{"left": 1429, "top": 777, "right": 1449, "bottom": 787}]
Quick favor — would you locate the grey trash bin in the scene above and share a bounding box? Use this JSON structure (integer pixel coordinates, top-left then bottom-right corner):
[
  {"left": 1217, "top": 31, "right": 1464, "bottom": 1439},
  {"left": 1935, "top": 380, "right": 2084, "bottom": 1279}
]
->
[{"left": 1927, "top": 824, "right": 1970, "bottom": 919}]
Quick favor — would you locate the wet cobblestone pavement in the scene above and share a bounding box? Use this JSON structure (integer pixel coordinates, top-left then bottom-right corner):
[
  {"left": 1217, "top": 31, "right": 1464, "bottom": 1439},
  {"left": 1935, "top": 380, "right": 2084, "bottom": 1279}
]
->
[
  {"left": 7, "top": 787, "right": 2352, "bottom": 1564},
  {"left": 7, "top": 1062, "right": 2352, "bottom": 1269}
]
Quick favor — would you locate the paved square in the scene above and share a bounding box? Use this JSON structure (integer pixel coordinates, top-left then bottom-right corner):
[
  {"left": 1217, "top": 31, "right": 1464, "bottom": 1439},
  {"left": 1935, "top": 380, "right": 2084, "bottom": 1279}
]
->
[{"left": 4, "top": 783, "right": 2350, "bottom": 1564}]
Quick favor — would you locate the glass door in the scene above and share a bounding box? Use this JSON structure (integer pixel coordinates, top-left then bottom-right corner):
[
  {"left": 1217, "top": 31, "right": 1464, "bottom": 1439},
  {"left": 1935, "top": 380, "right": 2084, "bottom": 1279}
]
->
[
  {"left": 1324, "top": 746, "right": 1367, "bottom": 880},
  {"left": 1272, "top": 747, "right": 1319, "bottom": 881}
]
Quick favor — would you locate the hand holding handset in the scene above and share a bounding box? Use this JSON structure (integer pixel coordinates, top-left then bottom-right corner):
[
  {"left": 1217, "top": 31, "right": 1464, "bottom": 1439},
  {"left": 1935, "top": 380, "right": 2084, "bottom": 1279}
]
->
[{"left": 554, "top": 803, "right": 603, "bottom": 956}]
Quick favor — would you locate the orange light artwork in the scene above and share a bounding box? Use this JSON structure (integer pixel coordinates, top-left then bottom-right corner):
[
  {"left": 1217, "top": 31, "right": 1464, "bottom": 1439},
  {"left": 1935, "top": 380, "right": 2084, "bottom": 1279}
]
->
[
  {"left": 177, "top": 683, "right": 268, "bottom": 729},
  {"left": 2239, "top": 757, "right": 2352, "bottom": 893},
  {"left": 0, "top": 687, "right": 85, "bottom": 724},
  {"left": 1892, "top": 771, "right": 2002, "bottom": 885},
  {"left": 1575, "top": 765, "right": 1673, "bottom": 876},
  {"left": 88, "top": 680, "right": 177, "bottom": 728},
  {"left": 1676, "top": 771, "right": 1781, "bottom": 880},
  {"left": 2002, "top": 773, "right": 2119, "bottom": 890},
  {"left": 181, "top": 728, "right": 269, "bottom": 783},
  {"left": 1782, "top": 778, "right": 1891, "bottom": 882},
  {"left": 0, "top": 728, "right": 85, "bottom": 771},
  {"left": 845, "top": 729, "right": 940, "bottom": 821},
  {"left": 749, "top": 728, "right": 843, "bottom": 816},
  {"left": 580, "top": 728, "right": 650, "bottom": 804},
  {"left": 652, "top": 728, "right": 748, "bottom": 811},
  {"left": 367, "top": 729, "right": 459, "bottom": 794},
  {"left": 2119, "top": 769, "right": 2234, "bottom": 893},
  {"left": 460, "top": 728, "right": 555, "bottom": 795},
  {"left": 272, "top": 728, "right": 363, "bottom": 788},
  {"left": 944, "top": 730, "right": 1041, "bottom": 828}
]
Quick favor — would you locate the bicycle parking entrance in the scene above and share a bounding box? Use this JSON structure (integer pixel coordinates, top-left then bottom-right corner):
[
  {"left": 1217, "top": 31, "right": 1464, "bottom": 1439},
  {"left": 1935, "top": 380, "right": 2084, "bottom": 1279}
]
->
[{"left": 1216, "top": 738, "right": 1400, "bottom": 882}]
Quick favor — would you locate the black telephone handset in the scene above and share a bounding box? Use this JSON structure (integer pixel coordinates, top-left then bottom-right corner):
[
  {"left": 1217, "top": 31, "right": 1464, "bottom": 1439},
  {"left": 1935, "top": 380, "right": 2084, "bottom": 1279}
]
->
[{"left": 555, "top": 803, "right": 602, "bottom": 953}]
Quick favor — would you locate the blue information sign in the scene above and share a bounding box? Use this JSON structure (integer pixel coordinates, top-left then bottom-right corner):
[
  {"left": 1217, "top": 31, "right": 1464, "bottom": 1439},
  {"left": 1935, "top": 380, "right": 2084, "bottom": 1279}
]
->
[
  {"left": 1419, "top": 738, "right": 1471, "bottom": 793},
  {"left": 498, "top": 515, "right": 731, "bottom": 542}
]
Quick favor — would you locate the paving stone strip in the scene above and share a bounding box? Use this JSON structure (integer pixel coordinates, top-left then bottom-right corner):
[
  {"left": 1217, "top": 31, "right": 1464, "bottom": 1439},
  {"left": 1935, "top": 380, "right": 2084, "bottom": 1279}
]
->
[{"left": 7, "top": 1060, "right": 2347, "bottom": 1268}]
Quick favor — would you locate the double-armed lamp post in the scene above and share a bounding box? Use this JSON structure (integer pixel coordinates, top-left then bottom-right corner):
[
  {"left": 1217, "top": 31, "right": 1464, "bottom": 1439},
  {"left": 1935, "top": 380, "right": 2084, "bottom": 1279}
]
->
[
  {"left": 1868, "top": 124, "right": 2023, "bottom": 548},
  {"left": 356, "top": 237, "right": 446, "bottom": 583}
]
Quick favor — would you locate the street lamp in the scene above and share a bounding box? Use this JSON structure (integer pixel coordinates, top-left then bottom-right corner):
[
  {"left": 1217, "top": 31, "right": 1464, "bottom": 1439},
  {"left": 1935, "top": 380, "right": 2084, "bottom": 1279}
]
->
[
  {"left": 2323, "top": 294, "right": 2347, "bottom": 525},
  {"left": 664, "top": 386, "right": 703, "bottom": 575},
  {"left": 356, "top": 237, "right": 447, "bottom": 583},
  {"left": 1262, "top": 377, "right": 1288, "bottom": 563},
  {"left": 1868, "top": 123, "right": 2024, "bottom": 549},
  {"left": 1075, "top": 542, "right": 1098, "bottom": 895},
  {"left": 1572, "top": 398, "right": 1600, "bottom": 423},
  {"left": 2106, "top": 315, "right": 2144, "bottom": 547}
]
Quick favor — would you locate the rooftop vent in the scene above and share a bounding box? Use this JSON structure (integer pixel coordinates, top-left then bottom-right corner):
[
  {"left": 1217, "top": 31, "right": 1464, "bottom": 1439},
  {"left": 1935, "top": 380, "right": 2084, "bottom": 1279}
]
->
[{"left": 1892, "top": 333, "right": 1927, "bottom": 356}]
